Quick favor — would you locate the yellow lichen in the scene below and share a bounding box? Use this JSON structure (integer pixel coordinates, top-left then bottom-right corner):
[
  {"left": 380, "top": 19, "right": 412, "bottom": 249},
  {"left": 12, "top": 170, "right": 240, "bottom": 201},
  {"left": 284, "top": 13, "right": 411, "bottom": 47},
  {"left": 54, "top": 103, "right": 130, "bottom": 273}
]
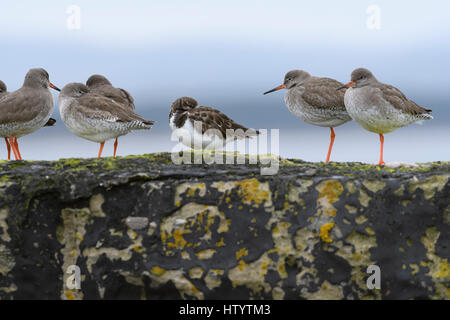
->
[
  {"left": 65, "top": 290, "right": 75, "bottom": 300},
  {"left": 195, "top": 249, "right": 216, "bottom": 260},
  {"left": 151, "top": 266, "right": 166, "bottom": 276},
  {"left": 216, "top": 237, "right": 225, "bottom": 247},
  {"left": 174, "top": 182, "right": 207, "bottom": 206},
  {"left": 316, "top": 180, "right": 343, "bottom": 216},
  {"left": 234, "top": 179, "right": 271, "bottom": 207},
  {"left": 355, "top": 215, "right": 368, "bottom": 224},
  {"left": 237, "top": 260, "right": 247, "bottom": 271},
  {"left": 365, "top": 227, "right": 375, "bottom": 236},
  {"left": 235, "top": 248, "right": 249, "bottom": 260},
  {"left": 420, "top": 227, "right": 448, "bottom": 298},
  {"left": 363, "top": 180, "right": 386, "bottom": 193},
  {"left": 434, "top": 259, "right": 449, "bottom": 279},
  {"left": 188, "top": 267, "right": 204, "bottom": 279},
  {"left": 0, "top": 209, "right": 11, "bottom": 242},
  {"left": 160, "top": 203, "right": 228, "bottom": 254},
  {"left": 358, "top": 189, "right": 371, "bottom": 207},
  {"left": 408, "top": 175, "right": 448, "bottom": 200},
  {"left": 320, "top": 223, "right": 335, "bottom": 243}
]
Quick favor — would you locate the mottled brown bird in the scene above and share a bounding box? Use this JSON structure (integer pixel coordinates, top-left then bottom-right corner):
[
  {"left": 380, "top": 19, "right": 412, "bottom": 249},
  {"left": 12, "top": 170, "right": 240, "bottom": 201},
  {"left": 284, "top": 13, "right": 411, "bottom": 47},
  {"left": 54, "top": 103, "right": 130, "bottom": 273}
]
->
[{"left": 169, "top": 97, "right": 258, "bottom": 149}]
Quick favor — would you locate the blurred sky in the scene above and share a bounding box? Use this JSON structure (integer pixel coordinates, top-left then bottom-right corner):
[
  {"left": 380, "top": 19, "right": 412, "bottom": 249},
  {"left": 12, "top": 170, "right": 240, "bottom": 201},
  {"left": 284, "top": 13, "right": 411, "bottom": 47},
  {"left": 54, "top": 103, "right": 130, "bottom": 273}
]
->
[{"left": 1, "top": 0, "right": 449, "bottom": 162}]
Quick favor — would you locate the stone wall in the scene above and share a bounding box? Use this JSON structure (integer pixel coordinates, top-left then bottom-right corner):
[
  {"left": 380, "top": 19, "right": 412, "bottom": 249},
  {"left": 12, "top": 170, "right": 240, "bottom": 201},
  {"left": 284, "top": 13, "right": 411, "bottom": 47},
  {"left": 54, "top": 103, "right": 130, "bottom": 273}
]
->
[{"left": 0, "top": 153, "right": 448, "bottom": 299}]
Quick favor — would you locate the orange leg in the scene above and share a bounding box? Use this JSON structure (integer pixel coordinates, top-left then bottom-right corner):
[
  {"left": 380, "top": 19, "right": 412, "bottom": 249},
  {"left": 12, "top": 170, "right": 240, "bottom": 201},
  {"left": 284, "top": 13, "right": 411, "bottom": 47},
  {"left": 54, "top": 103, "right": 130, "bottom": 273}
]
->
[
  {"left": 9, "top": 137, "right": 19, "bottom": 160},
  {"left": 378, "top": 133, "right": 385, "bottom": 166},
  {"left": 113, "top": 138, "right": 118, "bottom": 158},
  {"left": 98, "top": 142, "right": 105, "bottom": 158},
  {"left": 325, "top": 127, "right": 336, "bottom": 163},
  {"left": 13, "top": 137, "right": 22, "bottom": 160},
  {"left": 4, "top": 137, "right": 11, "bottom": 160}
]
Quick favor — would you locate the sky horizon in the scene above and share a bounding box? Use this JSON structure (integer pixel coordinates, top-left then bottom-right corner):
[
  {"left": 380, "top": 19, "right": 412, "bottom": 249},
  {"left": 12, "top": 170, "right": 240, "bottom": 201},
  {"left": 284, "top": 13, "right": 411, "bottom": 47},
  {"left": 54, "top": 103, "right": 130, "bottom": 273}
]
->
[{"left": 0, "top": 0, "right": 448, "bottom": 162}]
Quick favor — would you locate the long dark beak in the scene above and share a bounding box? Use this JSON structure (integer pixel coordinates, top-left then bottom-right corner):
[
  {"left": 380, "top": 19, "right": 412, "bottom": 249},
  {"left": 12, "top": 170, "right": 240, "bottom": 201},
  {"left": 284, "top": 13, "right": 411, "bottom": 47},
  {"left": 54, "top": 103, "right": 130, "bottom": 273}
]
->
[
  {"left": 336, "top": 81, "right": 355, "bottom": 91},
  {"left": 264, "top": 84, "right": 286, "bottom": 95},
  {"left": 49, "top": 83, "right": 61, "bottom": 92}
]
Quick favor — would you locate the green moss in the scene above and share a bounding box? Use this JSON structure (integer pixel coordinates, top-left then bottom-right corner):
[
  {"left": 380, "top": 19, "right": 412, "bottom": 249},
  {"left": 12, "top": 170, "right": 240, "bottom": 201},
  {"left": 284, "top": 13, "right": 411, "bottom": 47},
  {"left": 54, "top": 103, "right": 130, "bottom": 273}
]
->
[
  {"left": 53, "top": 158, "right": 83, "bottom": 171},
  {"left": 0, "top": 153, "right": 448, "bottom": 183},
  {"left": 0, "top": 175, "right": 12, "bottom": 182},
  {"left": 6, "top": 162, "right": 28, "bottom": 170}
]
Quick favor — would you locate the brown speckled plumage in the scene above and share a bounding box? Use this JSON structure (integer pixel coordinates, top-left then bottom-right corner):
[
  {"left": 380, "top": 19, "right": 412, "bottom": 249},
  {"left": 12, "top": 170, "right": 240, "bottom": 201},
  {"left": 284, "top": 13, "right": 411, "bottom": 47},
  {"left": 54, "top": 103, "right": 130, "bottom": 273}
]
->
[{"left": 169, "top": 96, "right": 258, "bottom": 138}]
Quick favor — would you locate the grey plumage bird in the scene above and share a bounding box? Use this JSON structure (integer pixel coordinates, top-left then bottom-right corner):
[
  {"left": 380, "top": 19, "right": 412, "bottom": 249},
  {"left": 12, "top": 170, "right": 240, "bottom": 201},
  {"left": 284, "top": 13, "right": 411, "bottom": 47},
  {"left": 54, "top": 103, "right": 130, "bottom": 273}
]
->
[
  {"left": 86, "top": 74, "right": 143, "bottom": 156},
  {"left": 338, "top": 68, "right": 432, "bottom": 165},
  {"left": 59, "top": 82, "right": 154, "bottom": 158},
  {"left": 86, "top": 74, "right": 135, "bottom": 110},
  {"left": 0, "top": 69, "right": 60, "bottom": 160},
  {"left": 264, "top": 70, "right": 351, "bottom": 162}
]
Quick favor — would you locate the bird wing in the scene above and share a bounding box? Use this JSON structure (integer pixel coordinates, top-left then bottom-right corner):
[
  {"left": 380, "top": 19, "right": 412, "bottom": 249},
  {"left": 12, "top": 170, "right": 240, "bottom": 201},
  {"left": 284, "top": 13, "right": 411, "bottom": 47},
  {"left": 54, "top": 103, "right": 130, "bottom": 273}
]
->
[
  {"left": 188, "top": 107, "right": 257, "bottom": 138},
  {"left": 376, "top": 84, "right": 432, "bottom": 115},
  {"left": 76, "top": 93, "right": 153, "bottom": 125},
  {"left": 118, "top": 88, "right": 135, "bottom": 110},
  {"left": 0, "top": 88, "right": 43, "bottom": 124},
  {"left": 302, "top": 77, "right": 347, "bottom": 111},
  {"left": 91, "top": 86, "right": 135, "bottom": 110}
]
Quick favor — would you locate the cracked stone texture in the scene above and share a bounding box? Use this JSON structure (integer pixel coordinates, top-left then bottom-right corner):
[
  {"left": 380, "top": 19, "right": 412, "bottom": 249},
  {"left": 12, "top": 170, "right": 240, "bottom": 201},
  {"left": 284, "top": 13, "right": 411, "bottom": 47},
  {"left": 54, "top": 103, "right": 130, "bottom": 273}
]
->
[{"left": 0, "top": 153, "right": 449, "bottom": 300}]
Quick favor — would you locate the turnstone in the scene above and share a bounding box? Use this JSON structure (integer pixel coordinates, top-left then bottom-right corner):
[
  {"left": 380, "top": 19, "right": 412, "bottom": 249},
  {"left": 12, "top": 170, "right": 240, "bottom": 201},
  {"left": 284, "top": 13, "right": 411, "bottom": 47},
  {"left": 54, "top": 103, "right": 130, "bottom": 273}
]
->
[{"left": 169, "top": 96, "right": 259, "bottom": 150}]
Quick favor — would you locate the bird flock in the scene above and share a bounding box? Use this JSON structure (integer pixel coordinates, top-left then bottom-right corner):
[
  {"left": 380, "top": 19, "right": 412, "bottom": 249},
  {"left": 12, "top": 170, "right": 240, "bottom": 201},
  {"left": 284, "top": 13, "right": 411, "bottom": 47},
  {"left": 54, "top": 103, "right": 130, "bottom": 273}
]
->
[{"left": 0, "top": 67, "right": 432, "bottom": 165}]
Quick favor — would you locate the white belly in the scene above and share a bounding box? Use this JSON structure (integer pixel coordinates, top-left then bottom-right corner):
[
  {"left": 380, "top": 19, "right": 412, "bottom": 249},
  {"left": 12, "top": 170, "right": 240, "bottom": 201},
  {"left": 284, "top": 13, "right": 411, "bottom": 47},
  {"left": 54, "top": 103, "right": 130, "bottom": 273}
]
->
[
  {"left": 284, "top": 91, "right": 350, "bottom": 128},
  {"left": 170, "top": 116, "right": 227, "bottom": 150},
  {"left": 60, "top": 98, "right": 129, "bottom": 143},
  {"left": 344, "top": 88, "right": 423, "bottom": 134}
]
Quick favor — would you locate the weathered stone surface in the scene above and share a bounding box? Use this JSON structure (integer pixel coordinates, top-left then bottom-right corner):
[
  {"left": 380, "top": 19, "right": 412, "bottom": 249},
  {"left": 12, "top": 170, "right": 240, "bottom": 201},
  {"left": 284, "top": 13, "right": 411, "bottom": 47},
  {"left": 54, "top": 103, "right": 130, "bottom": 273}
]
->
[{"left": 0, "top": 153, "right": 448, "bottom": 300}]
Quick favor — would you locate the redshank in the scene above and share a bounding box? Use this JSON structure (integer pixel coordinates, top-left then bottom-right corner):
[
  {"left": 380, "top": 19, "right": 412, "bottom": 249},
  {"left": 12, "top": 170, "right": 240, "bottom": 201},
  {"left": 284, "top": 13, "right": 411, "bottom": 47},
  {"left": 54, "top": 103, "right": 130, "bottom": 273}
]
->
[
  {"left": 0, "top": 80, "right": 57, "bottom": 160},
  {"left": 58, "top": 83, "right": 154, "bottom": 158},
  {"left": 264, "top": 70, "right": 351, "bottom": 162},
  {"left": 169, "top": 97, "right": 259, "bottom": 149},
  {"left": 338, "top": 68, "right": 433, "bottom": 165},
  {"left": 0, "top": 80, "right": 10, "bottom": 158},
  {"left": 86, "top": 74, "right": 137, "bottom": 156},
  {"left": 0, "top": 80, "right": 6, "bottom": 96},
  {"left": 86, "top": 74, "right": 135, "bottom": 110},
  {"left": 0, "top": 69, "right": 60, "bottom": 160}
]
